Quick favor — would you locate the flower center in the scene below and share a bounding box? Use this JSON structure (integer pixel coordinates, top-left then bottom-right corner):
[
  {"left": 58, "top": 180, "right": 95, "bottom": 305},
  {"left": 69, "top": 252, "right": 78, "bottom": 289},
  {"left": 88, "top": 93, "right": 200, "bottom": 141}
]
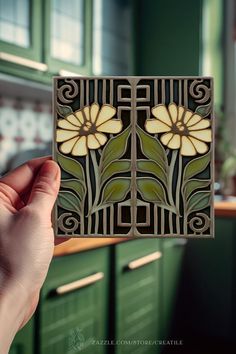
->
[
  {"left": 176, "top": 122, "right": 185, "bottom": 131},
  {"left": 80, "top": 121, "right": 96, "bottom": 135},
  {"left": 172, "top": 121, "right": 188, "bottom": 135}
]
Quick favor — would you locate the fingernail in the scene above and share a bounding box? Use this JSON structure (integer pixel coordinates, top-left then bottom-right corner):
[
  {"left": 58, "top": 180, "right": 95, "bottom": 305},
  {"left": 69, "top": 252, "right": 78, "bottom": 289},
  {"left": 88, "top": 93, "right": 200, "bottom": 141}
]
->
[{"left": 39, "top": 161, "right": 59, "bottom": 180}]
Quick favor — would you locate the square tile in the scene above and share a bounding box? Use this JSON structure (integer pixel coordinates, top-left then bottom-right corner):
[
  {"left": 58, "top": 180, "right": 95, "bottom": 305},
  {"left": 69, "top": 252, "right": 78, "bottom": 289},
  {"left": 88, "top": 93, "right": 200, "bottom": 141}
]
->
[{"left": 53, "top": 77, "right": 214, "bottom": 238}]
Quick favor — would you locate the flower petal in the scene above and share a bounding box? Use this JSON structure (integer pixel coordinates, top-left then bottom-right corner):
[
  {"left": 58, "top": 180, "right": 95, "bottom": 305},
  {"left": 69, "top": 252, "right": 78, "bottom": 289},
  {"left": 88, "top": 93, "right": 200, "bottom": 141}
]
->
[
  {"left": 95, "top": 133, "right": 107, "bottom": 146},
  {"left": 160, "top": 132, "right": 173, "bottom": 146},
  {"left": 189, "top": 129, "right": 212, "bottom": 142},
  {"left": 75, "top": 110, "right": 85, "bottom": 124},
  {"left": 167, "top": 134, "right": 181, "bottom": 149},
  {"left": 71, "top": 136, "right": 88, "bottom": 156},
  {"left": 188, "top": 137, "right": 209, "bottom": 154},
  {"left": 83, "top": 106, "right": 90, "bottom": 121},
  {"left": 59, "top": 137, "right": 79, "bottom": 154},
  {"left": 168, "top": 103, "right": 178, "bottom": 123},
  {"left": 188, "top": 119, "right": 210, "bottom": 130},
  {"left": 177, "top": 106, "right": 185, "bottom": 121},
  {"left": 180, "top": 136, "right": 196, "bottom": 156},
  {"left": 56, "top": 129, "right": 79, "bottom": 142},
  {"left": 183, "top": 110, "right": 193, "bottom": 124},
  {"left": 186, "top": 114, "right": 202, "bottom": 127},
  {"left": 90, "top": 103, "right": 100, "bottom": 123},
  {"left": 58, "top": 119, "right": 79, "bottom": 131},
  {"left": 66, "top": 114, "right": 82, "bottom": 127},
  {"left": 87, "top": 134, "right": 101, "bottom": 149},
  {"left": 145, "top": 119, "right": 171, "bottom": 133},
  {"left": 152, "top": 105, "right": 172, "bottom": 126},
  {"left": 97, "top": 119, "right": 122, "bottom": 133},
  {"left": 96, "top": 104, "right": 116, "bottom": 126}
]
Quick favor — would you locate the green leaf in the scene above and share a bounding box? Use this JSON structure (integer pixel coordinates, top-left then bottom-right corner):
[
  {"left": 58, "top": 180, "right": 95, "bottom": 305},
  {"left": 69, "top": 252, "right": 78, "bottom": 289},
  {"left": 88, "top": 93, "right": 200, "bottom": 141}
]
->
[
  {"left": 184, "top": 179, "right": 211, "bottom": 200},
  {"left": 137, "top": 177, "right": 175, "bottom": 212},
  {"left": 183, "top": 152, "right": 210, "bottom": 181},
  {"left": 100, "top": 125, "right": 131, "bottom": 171},
  {"left": 57, "top": 103, "right": 73, "bottom": 117},
  {"left": 101, "top": 160, "right": 131, "bottom": 186},
  {"left": 137, "top": 159, "right": 167, "bottom": 186},
  {"left": 137, "top": 126, "right": 167, "bottom": 171},
  {"left": 57, "top": 152, "right": 85, "bottom": 182},
  {"left": 58, "top": 190, "right": 81, "bottom": 213},
  {"left": 100, "top": 177, "right": 131, "bottom": 205},
  {"left": 187, "top": 191, "right": 211, "bottom": 214},
  {"left": 195, "top": 103, "right": 212, "bottom": 118},
  {"left": 61, "top": 179, "right": 85, "bottom": 201}
]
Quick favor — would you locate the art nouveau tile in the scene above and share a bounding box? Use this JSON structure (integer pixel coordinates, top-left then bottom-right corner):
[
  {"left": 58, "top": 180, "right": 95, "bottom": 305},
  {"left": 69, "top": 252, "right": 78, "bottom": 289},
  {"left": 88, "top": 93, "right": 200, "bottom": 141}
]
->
[{"left": 53, "top": 77, "right": 214, "bottom": 238}]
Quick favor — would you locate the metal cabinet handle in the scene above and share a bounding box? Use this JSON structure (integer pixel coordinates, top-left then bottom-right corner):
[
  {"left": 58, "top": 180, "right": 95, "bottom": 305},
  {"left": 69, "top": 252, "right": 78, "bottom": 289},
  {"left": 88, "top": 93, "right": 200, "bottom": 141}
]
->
[
  {"left": 127, "top": 251, "right": 162, "bottom": 270},
  {"left": 55, "top": 272, "right": 104, "bottom": 295},
  {"left": 0, "top": 52, "right": 48, "bottom": 72}
]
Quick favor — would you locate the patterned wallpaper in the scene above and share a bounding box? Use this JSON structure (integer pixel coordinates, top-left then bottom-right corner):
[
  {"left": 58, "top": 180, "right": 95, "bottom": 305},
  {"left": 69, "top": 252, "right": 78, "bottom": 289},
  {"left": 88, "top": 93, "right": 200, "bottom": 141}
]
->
[{"left": 0, "top": 96, "right": 52, "bottom": 174}]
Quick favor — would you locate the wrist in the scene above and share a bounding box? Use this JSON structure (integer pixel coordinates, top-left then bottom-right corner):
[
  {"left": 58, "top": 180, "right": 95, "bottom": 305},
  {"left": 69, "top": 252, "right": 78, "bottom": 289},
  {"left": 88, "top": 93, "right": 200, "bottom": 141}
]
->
[{"left": 0, "top": 281, "right": 29, "bottom": 354}]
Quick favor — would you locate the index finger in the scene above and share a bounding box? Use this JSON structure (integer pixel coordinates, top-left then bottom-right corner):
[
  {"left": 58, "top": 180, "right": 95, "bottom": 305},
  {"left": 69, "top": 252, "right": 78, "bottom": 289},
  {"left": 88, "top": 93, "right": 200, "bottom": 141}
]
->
[{"left": 0, "top": 156, "right": 52, "bottom": 196}]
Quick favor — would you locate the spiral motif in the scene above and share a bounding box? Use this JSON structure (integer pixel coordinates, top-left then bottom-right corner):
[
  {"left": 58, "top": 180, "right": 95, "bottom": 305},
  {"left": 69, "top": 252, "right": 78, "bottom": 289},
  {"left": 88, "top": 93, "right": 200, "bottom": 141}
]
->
[
  {"left": 188, "top": 213, "right": 210, "bottom": 233},
  {"left": 57, "top": 79, "right": 79, "bottom": 103},
  {"left": 58, "top": 212, "right": 79, "bottom": 234},
  {"left": 189, "top": 80, "right": 211, "bottom": 104}
]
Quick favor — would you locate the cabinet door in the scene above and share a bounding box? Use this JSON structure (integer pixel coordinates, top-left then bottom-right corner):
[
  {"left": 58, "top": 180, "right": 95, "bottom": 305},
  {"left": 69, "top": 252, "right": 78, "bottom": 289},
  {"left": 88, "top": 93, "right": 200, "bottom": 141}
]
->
[
  {"left": 0, "top": 0, "right": 42, "bottom": 65},
  {"left": 114, "top": 239, "right": 162, "bottom": 354},
  {"left": 44, "top": 0, "right": 92, "bottom": 75},
  {"left": 9, "top": 317, "right": 34, "bottom": 354},
  {"left": 161, "top": 239, "right": 186, "bottom": 339},
  {"left": 39, "top": 248, "right": 109, "bottom": 354}
]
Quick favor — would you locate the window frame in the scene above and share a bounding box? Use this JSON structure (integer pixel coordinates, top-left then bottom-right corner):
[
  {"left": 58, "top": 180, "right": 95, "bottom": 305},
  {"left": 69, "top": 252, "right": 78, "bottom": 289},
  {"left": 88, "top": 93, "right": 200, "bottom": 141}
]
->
[
  {"left": 0, "top": 0, "right": 42, "bottom": 61},
  {"left": 44, "top": 0, "right": 92, "bottom": 75}
]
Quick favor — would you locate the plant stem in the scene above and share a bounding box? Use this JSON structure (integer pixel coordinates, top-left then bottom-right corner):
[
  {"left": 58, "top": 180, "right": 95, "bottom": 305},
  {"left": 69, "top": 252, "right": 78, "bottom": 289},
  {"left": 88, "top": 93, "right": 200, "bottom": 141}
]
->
[
  {"left": 80, "top": 211, "right": 84, "bottom": 235},
  {"left": 168, "top": 150, "right": 178, "bottom": 235},
  {"left": 168, "top": 150, "right": 178, "bottom": 208},
  {"left": 86, "top": 153, "right": 92, "bottom": 234},
  {"left": 90, "top": 150, "right": 100, "bottom": 235},
  {"left": 91, "top": 150, "right": 100, "bottom": 209},
  {"left": 176, "top": 154, "right": 182, "bottom": 234}
]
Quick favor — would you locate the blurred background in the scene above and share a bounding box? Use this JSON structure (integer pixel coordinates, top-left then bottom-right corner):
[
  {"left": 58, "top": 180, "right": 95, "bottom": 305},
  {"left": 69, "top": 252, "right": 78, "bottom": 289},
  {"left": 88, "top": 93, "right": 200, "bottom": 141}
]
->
[{"left": 0, "top": 0, "right": 236, "bottom": 353}]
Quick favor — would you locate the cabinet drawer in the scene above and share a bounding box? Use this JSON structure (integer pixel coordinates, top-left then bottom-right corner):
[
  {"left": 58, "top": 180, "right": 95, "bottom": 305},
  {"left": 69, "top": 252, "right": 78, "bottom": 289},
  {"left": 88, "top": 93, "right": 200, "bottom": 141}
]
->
[
  {"left": 9, "top": 317, "right": 34, "bottom": 354},
  {"left": 39, "top": 248, "right": 109, "bottom": 354},
  {"left": 161, "top": 239, "right": 186, "bottom": 339},
  {"left": 114, "top": 239, "right": 161, "bottom": 354}
]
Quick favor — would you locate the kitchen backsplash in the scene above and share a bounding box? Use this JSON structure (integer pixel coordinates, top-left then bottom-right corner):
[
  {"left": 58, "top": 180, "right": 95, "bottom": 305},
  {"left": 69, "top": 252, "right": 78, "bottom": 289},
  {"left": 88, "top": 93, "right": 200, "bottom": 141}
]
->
[{"left": 0, "top": 96, "right": 52, "bottom": 174}]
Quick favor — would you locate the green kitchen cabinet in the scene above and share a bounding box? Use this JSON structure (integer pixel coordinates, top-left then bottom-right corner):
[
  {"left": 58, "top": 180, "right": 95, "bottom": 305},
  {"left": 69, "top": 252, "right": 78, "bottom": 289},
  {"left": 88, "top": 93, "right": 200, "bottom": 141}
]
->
[
  {"left": 38, "top": 247, "right": 109, "bottom": 354},
  {"left": 0, "top": 0, "right": 45, "bottom": 80},
  {"left": 9, "top": 317, "right": 34, "bottom": 354},
  {"left": 113, "top": 239, "right": 162, "bottom": 354},
  {"left": 0, "top": 0, "right": 92, "bottom": 82},
  {"left": 161, "top": 239, "right": 186, "bottom": 341},
  {"left": 44, "top": 0, "right": 92, "bottom": 76},
  {"left": 177, "top": 217, "right": 236, "bottom": 341}
]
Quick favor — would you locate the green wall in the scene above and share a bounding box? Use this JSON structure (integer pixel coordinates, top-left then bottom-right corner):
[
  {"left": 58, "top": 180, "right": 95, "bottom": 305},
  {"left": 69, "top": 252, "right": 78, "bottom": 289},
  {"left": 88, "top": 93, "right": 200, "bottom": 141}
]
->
[{"left": 134, "top": 0, "right": 202, "bottom": 75}]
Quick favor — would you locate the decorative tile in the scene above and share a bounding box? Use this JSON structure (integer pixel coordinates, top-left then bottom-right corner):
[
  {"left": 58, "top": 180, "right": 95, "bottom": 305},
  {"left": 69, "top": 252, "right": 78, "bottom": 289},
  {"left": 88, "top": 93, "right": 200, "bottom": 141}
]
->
[
  {"left": 0, "top": 97, "right": 52, "bottom": 174},
  {"left": 53, "top": 77, "right": 214, "bottom": 238}
]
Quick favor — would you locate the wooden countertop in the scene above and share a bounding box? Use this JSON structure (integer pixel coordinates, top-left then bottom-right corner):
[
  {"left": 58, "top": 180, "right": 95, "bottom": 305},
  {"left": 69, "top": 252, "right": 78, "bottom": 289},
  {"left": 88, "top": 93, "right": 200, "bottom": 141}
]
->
[
  {"left": 54, "top": 201, "right": 236, "bottom": 257},
  {"left": 214, "top": 200, "right": 236, "bottom": 217},
  {"left": 54, "top": 237, "right": 129, "bottom": 257}
]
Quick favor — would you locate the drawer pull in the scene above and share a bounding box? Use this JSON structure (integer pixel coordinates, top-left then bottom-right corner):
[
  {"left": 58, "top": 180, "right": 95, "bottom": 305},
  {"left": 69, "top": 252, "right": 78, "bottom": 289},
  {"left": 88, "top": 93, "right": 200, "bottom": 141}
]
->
[
  {"left": 0, "top": 52, "right": 48, "bottom": 72},
  {"left": 127, "top": 251, "right": 162, "bottom": 270},
  {"left": 55, "top": 272, "right": 104, "bottom": 295}
]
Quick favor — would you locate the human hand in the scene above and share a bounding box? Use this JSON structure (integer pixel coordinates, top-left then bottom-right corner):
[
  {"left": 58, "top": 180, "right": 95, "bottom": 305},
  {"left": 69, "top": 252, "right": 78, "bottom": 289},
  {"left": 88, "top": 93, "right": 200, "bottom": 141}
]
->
[{"left": 0, "top": 157, "right": 65, "bottom": 353}]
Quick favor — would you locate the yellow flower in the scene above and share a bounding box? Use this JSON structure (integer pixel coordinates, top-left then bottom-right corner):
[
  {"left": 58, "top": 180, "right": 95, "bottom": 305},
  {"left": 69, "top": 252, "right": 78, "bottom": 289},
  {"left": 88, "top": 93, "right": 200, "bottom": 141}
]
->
[
  {"left": 145, "top": 103, "right": 212, "bottom": 156},
  {"left": 56, "top": 103, "right": 122, "bottom": 156}
]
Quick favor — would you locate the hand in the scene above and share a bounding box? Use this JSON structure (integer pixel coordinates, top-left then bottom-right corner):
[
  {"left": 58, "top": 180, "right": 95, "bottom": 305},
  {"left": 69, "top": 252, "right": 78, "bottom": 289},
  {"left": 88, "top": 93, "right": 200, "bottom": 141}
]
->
[{"left": 0, "top": 157, "right": 65, "bottom": 353}]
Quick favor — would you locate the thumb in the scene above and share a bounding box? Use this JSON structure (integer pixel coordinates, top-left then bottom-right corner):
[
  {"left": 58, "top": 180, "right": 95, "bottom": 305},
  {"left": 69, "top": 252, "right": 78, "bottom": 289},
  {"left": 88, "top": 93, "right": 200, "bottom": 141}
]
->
[{"left": 27, "top": 160, "right": 60, "bottom": 215}]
